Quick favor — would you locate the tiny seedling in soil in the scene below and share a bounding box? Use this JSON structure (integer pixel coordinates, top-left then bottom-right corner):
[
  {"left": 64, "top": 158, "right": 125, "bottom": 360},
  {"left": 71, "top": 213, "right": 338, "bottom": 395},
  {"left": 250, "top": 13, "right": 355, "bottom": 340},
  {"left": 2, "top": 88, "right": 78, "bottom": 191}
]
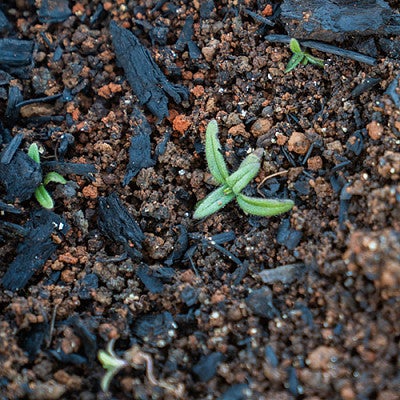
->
[
  {"left": 27, "top": 143, "right": 66, "bottom": 209},
  {"left": 285, "top": 38, "right": 325, "bottom": 73},
  {"left": 193, "top": 120, "right": 294, "bottom": 219}
]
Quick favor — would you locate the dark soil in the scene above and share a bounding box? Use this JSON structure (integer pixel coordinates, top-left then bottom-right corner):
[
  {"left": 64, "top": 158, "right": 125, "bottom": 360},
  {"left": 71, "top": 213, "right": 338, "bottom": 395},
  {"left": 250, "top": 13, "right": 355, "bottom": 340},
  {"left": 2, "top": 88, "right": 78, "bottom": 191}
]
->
[{"left": 1, "top": 1, "right": 400, "bottom": 399}]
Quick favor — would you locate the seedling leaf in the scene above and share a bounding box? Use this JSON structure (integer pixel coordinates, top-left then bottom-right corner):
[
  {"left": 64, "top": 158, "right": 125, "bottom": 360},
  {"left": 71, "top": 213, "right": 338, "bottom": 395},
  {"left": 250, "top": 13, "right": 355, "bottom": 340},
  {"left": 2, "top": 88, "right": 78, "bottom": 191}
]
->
[
  {"left": 285, "top": 52, "right": 304, "bottom": 73},
  {"left": 44, "top": 171, "right": 67, "bottom": 185},
  {"left": 34, "top": 184, "right": 54, "bottom": 209},
  {"left": 205, "top": 119, "right": 229, "bottom": 184},
  {"left": 289, "top": 38, "right": 302, "bottom": 54},
  {"left": 237, "top": 193, "right": 294, "bottom": 217},
  {"left": 225, "top": 149, "right": 263, "bottom": 194},
  {"left": 193, "top": 185, "right": 235, "bottom": 219},
  {"left": 304, "top": 53, "right": 325, "bottom": 68},
  {"left": 28, "top": 143, "right": 40, "bottom": 164}
]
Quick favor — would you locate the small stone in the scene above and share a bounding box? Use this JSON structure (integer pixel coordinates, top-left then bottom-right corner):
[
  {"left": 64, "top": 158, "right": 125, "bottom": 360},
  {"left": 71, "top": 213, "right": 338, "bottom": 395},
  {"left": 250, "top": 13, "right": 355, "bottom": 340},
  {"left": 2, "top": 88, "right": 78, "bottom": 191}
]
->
[
  {"left": 366, "top": 120, "right": 383, "bottom": 140},
  {"left": 307, "top": 346, "right": 338, "bottom": 370},
  {"left": 250, "top": 118, "right": 273, "bottom": 137},
  {"left": 287, "top": 131, "right": 310, "bottom": 155},
  {"left": 307, "top": 156, "right": 323, "bottom": 171}
]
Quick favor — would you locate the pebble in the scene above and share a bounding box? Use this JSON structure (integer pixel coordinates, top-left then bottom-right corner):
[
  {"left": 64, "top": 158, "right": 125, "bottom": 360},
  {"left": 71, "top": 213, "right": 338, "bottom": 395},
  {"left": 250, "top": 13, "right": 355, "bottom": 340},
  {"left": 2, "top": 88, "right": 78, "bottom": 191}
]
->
[{"left": 287, "top": 131, "right": 310, "bottom": 155}]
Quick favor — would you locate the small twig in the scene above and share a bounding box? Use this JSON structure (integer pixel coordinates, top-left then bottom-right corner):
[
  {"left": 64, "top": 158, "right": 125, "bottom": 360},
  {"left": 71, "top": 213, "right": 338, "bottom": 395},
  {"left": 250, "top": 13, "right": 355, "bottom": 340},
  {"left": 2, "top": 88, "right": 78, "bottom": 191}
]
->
[{"left": 257, "top": 170, "right": 289, "bottom": 192}]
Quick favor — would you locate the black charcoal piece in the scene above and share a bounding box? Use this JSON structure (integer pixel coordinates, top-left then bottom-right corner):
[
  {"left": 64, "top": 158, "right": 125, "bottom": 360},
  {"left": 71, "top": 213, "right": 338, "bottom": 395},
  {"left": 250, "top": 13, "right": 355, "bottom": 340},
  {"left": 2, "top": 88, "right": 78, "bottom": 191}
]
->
[
  {"left": 0, "top": 9, "right": 11, "bottom": 34},
  {"left": 0, "top": 39, "right": 34, "bottom": 78},
  {"left": 98, "top": 193, "right": 145, "bottom": 259},
  {"left": 132, "top": 312, "right": 175, "bottom": 346},
  {"left": 346, "top": 131, "right": 364, "bottom": 155},
  {"left": 218, "top": 384, "right": 249, "bottom": 400},
  {"left": 280, "top": 0, "right": 394, "bottom": 42},
  {"left": 110, "top": 21, "right": 188, "bottom": 121},
  {"left": 0, "top": 70, "right": 12, "bottom": 85},
  {"left": 259, "top": 263, "right": 306, "bottom": 285},
  {"left": 181, "top": 285, "right": 199, "bottom": 306},
  {"left": 76, "top": 273, "right": 99, "bottom": 300},
  {"left": 19, "top": 323, "right": 48, "bottom": 361},
  {"left": 123, "top": 107, "right": 156, "bottom": 186},
  {"left": 57, "top": 133, "right": 75, "bottom": 159},
  {"left": 68, "top": 316, "right": 97, "bottom": 363},
  {"left": 1, "top": 209, "right": 69, "bottom": 291},
  {"left": 265, "top": 345, "right": 279, "bottom": 367},
  {"left": 0, "top": 133, "right": 23, "bottom": 164},
  {"left": 149, "top": 24, "right": 169, "bottom": 46},
  {"left": 42, "top": 161, "right": 96, "bottom": 181},
  {"left": 165, "top": 225, "right": 188, "bottom": 266},
  {"left": 295, "top": 302, "right": 315, "bottom": 328},
  {"left": 246, "top": 287, "right": 279, "bottom": 319},
  {"left": 351, "top": 77, "right": 381, "bottom": 98},
  {"left": 385, "top": 74, "right": 400, "bottom": 107},
  {"left": 175, "top": 16, "right": 201, "bottom": 59},
  {"left": 276, "top": 219, "right": 303, "bottom": 250},
  {"left": 199, "top": 0, "right": 215, "bottom": 19},
  {"left": 379, "top": 37, "right": 400, "bottom": 59},
  {"left": 0, "top": 200, "right": 21, "bottom": 214},
  {"left": 0, "top": 149, "right": 42, "bottom": 203},
  {"left": 154, "top": 131, "right": 170, "bottom": 158},
  {"left": 37, "top": 0, "right": 71, "bottom": 23},
  {"left": 192, "top": 352, "right": 223, "bottom": 382},
  {"left": 136, "top": 264, "right": 164, "bottom": 293},
  {"left": 5, "top": 86, "right": 23, "bottom": 125},
  {"left": 47, "top": 349, "right": 88, "bottom": 365}
]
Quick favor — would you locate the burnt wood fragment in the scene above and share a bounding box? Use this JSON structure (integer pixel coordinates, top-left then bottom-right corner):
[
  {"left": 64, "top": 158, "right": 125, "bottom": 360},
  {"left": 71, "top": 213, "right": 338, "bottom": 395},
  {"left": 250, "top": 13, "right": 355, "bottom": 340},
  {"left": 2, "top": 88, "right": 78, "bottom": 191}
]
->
[
  {"left": 165, "top": 225, "right": 188, "bottom": 266},
  {"left": 98, "top": 193, "right": 145, "bottom": 259},
  {"left": 218, "top": 384, "right": 249, "bottom": 400},
  {"left": 136, "top": 264, "right": 164, "bottom": 293},
  {"left": 37, "top": 0, "right": 71, "bottom": 23},
  {"left": 110, "top": 21, "right": 188, "bottom": 120},
  {"left": 192, "top": 352, "right": 224, "bottom": 382},
  {"left": 175, "top": 16, "right": 201, "bottom": 59},
  {"left": 0, "top": 9, "right": 11, "bottom": 34},
  {"left": 0, "top": 149, "right": 42, "bottom": 203},
  {"left": 132, "top": 311, "right": 176, "bottom": 346},
  {"left": 0, "top": 38, "right": 34, "bottom": 78},
  {"left": 68, "top": 316, "right": 97, "bottom": 363},
  {"left": 42, "top": 161, "right": 96, "bottom": 181},
  {"left": 280, "top": 0, "right": 396, "bottom": 42},
  {"left": 1, "top": 209, "right": 69, "bottom": 291},
  {"left": 246, "top": 287, "right": 279, "bottom": 319},
  {"left": 0, "top": 133, "right": 23, "bottom": 164},
  {"left": 123, "top": 107, "right": 156, "bottom": 186},
  {"left": 277, "top": 218, "right": 303, "bottom": 250},
  {"left": 19, "top": 322, "right": 49, "bottom": 361}
]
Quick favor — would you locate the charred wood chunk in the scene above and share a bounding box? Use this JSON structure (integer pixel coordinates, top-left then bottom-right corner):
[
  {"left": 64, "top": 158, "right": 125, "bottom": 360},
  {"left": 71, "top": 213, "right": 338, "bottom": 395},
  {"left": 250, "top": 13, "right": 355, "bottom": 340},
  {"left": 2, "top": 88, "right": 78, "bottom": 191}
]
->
[
  {"left": 42, "top": 161, "right": 97, "bottom": 181},
  {"left": 218, "top": 384, "right": 249, "bottom": 400},
  {"left": 110, "top": 21, "right": 188, "bottom": 120},
  {"left": 132, "top": 311, "right": 176, "bottom": 346},
  {"left": 0, "top": 38, "right": 34, "bottom": 78},
  {"left": 37, "top": 0, "right": 72, "bottom": 23},
  {"left": 175, "top": 16, "right": 201, "bottom": 59},
  {"left": 136, "top": 264, "right": 164, "bottom": 293},
  {"left": 1, "top": 209, "right": 70, "bottom": 291},
  {"left": 0, "top": 9, "right": 11, "bottom": 34},
  {"left": 0, "top": 149, "right": 42, "bottom": 203},
  {"left": 98, "top": 192, "right": 145, "bottom": 259},
  {"left": 281, "top": 0, "right": 393, "bottom": 42},
  {"left": 123, "top": 108, "right": 156, "bottom": 186},
  {"left": 192, "top": 352, "right": 224, "bottom": 382}
]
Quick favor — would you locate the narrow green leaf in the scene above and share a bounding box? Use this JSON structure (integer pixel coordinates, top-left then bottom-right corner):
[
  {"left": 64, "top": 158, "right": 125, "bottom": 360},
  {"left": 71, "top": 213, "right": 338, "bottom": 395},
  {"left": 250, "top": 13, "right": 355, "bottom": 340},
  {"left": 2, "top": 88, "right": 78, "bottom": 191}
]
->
[
  {"left": 236, "top": 194, "right": 294, "bottom": 217},
  {"left": 205, "top": 119, "right": 229, "bottom": 184},
  {"left": 225, "top": 149, "right": 263, "bottom": 194},
  {"left": 193, "top": 185, "right": 235, "bottom": 219},
  {"left": 27, "top": 143, "right": 40, "bottom": 164},
  {"left": 285, "top": 53, "right": 304, "bottom": 73},
  {"left": 304, "top": 53, "right": 325, "bottom": 68},
  {"left": 301, "top": 56, "right": 309, "bottom": 65},
  {"left": 289, "top": 38, "right": 302, "bottom": 54},
  {"left": 44, "top": 172, "right": 67, "bottom": 185},
  {"left": 34, "top": 184, "right": 54, "bottom": 209}
]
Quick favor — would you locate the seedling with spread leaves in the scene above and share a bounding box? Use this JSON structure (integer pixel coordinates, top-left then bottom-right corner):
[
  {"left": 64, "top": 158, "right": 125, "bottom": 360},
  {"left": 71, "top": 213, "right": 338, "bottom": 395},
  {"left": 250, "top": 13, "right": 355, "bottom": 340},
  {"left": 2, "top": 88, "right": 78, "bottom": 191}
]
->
[
  {"left": 193, "top": 120, "right": 294, "bottom": 219},
  {"left": 28, "top": 143, "right": 66, "bottom": 209},
  {"left": 285, "top": 38, "right": 325, "bottom": 73}
]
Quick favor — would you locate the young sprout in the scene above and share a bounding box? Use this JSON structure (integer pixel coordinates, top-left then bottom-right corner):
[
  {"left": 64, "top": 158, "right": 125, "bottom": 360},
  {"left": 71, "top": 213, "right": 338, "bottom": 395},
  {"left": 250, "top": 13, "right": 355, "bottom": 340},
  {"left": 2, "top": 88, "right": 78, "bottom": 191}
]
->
[
  {"left": 193, "top": 120, "right": 294, "bottom": 219},
  {"left": 28, "top": 143, "right": 67, "bottom": 209},
  {"left": 285, "top": 38, "right": 325, "bottom": 73}
]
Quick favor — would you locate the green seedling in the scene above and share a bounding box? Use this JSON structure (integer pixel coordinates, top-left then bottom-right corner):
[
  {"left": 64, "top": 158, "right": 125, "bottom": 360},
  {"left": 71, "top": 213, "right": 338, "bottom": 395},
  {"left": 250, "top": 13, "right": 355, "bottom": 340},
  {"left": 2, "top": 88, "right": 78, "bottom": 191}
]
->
[
  {"left": 193, "top": 120, "right": 294, "bottom": 219},
  {"left": 285, "top": 38, "right": 325, "bottom": 73},
  {"left": 28, "top": 143, "right": 67, "bottom": 209}
]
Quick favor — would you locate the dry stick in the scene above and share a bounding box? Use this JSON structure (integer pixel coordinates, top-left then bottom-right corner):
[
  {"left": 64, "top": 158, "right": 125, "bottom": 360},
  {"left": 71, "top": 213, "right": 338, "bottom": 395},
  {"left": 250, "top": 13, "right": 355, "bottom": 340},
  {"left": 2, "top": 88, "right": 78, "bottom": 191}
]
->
[
  {"left": 257, "top": 170, "right": 289, "bottom": 195},
  {"left": 264, "top": 34, "right": 377, "bottom": 66}
]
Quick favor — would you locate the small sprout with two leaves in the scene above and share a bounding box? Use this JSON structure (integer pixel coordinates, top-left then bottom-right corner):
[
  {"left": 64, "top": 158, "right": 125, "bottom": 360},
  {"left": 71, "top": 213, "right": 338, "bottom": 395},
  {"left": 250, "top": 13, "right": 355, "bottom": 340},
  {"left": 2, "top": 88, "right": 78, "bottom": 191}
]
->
[
  {"left": 28, "top": 143, "right": 67, "bottom": 209},
  {"left": 285, "top": 38, "right": 325, "bottom": 73},
  {"left": 193, "top": 120, "right": 294, "bottom": 219}
]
